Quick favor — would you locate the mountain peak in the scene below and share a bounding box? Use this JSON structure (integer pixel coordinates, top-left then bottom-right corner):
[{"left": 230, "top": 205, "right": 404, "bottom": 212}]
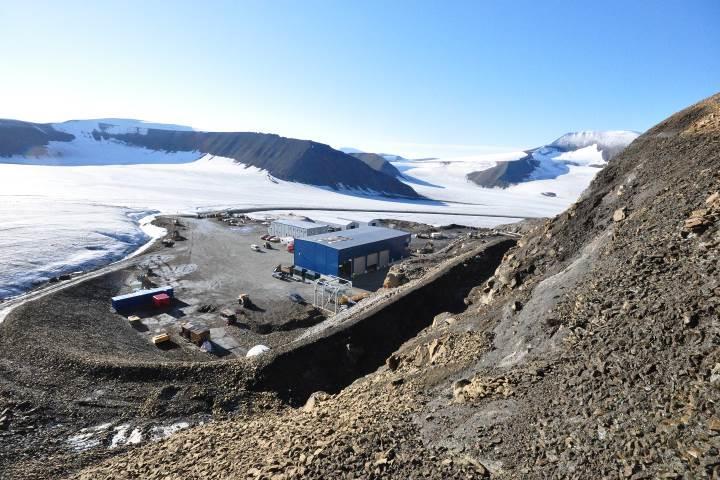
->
[{"left": 549, "top": 130, "right": 640, "bottom": 151}]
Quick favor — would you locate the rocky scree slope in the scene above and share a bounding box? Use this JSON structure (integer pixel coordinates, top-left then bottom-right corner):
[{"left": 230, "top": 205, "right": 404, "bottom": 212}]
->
[
  {"left": 347, "top": 151, "right": 404, "bottom": 178},
  {"left": 420, "top": 92, "right": 720, "bottom": 477},
  {"left": 72, "top": 93, "right": 720, "bottom": 479}
]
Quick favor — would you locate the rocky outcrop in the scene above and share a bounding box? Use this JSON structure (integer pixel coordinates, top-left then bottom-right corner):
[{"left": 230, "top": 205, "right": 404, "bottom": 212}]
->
[
  {"left": 0, "top": 119, "right": 74, "bottom": 157},
  {"left": 347, "top": 152, "right": 403, "bottom": 178},
  {"left": 466, "top": 153, "right": 538, "bottom": 188}
]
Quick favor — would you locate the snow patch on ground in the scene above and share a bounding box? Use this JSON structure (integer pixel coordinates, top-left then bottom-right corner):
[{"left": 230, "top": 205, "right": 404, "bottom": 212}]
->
[
  {"left": 67, "top": 422, "right": 113, "bottom": 452},
  {"left": 150, "top": 421, "right": 190, "bottom": 441},
  {"left": 69, "top": 419, "right": 194, "bottom": 452}
]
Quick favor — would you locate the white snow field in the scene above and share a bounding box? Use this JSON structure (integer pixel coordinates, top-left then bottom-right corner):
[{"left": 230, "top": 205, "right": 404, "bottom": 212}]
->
[
  {"left": 0, "top": 128, "right": 637, "bottom": 300},
  {"left": 0, "top": 197, "right": 160, "bottom": 298}
]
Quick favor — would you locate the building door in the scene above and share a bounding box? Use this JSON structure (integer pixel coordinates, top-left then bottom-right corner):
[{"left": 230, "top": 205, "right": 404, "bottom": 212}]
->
[
  {"left": 340, "top": 260, "right": 352, "bottom": 278},
  {"left": 379, "top": 250, "right": 390, "bottom": 267},
  {"left": 353, "top": 256, "right": 366, "bottom": 275},
  {"left": 366, "top": 252, "right": 378, "bottom": 268}
]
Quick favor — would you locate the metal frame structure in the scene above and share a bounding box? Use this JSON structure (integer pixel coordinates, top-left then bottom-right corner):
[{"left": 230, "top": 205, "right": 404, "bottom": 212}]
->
[{"left": 313, "top": 275, "right": 353, "bottom": 314}]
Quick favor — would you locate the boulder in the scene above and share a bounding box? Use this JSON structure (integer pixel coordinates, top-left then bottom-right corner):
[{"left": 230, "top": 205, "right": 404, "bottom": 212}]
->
[
  {"left": 386, "top": 354, "right": 400, "bottom": 371},
  {"left": 383, "top": 269, "right": 408, "bottom": 289},
  {"left": 303, "top": 391, "right": 331, "bottom": 412},
  {"left": 613, "top": 207, "right": 627, "bottom": 222}
]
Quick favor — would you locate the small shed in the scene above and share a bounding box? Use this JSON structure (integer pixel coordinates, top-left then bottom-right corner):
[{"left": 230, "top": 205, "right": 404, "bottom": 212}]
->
[
  {"left": 152, "top": 293, "right": 171, "bottom": 308},
  {"left": 322, "top": 217, "right": 361, "bottom": 231},
  {"left": 181, "top": 322, "right": 210, "bottom": 345},
  {"left": 268, "top": 219, "right": 330, "bottom": 239}
]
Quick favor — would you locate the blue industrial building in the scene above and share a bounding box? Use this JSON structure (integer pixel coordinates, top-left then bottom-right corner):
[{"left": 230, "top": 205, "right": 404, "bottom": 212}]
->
[
  {"left": 111, "top": 286, "right": 174, "bottom": 312},
  {"left": 293, "top": 227, "right": 411, "bottom": 278}
]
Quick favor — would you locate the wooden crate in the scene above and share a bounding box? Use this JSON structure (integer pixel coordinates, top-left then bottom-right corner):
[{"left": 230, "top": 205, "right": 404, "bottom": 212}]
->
[{"left": 152, "top": 333, "right": 170, "bottom": 345}]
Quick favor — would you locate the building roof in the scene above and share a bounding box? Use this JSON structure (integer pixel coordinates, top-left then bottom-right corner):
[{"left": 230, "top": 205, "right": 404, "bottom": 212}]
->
[
  {"left": 272, "top": 219, "right": 328, "bottom": 229},
  {"left": 111, "top": 285, "right": 173, "bottom": 302},
  {"left": 298, "top": 226, "right": 409, "bottom": 251},
  {"left": 312, "top": 216, "right": 359, "bottom": 227}
]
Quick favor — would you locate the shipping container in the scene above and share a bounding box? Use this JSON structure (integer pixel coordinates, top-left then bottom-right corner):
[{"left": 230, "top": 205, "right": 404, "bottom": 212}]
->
[{"left": 111, "top": 286, "right": 174, "bottom": 312}]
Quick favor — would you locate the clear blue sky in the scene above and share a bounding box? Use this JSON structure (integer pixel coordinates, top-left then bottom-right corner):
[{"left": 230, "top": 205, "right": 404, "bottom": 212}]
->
[{"left": 0, "top": 0, "right": 718, "bottom": 157}]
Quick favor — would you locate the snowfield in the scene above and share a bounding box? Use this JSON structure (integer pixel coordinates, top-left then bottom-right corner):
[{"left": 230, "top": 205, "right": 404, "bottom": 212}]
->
[
  {"left": 0, "top": 129, "right": 637, "bottom": 300},
  {"left": 0, "top": 198, "right": 158, "bottom": 298}
]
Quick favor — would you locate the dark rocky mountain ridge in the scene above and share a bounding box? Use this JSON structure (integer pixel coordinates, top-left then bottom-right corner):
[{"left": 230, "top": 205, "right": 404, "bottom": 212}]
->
[
  {"left": 0, "top": 119, "right": 74, "bottom": 157},
  {"left": 0, "top": 119, "right": 420, "bottom": 198}
]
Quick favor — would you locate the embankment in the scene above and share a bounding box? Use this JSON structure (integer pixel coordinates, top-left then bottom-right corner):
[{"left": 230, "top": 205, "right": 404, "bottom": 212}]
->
[{"left": 255, "top": 238, "right": 515, "bottom": 405}]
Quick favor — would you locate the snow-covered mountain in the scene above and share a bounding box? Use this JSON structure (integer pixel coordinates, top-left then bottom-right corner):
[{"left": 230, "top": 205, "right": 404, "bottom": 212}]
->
[
  {"left": 0, "top": 119, "right": 419, "bottom": 198},
  {"left": 549, "top": 130, "right": 640, "bottom": 159},
  {"left": 466, "top": 130, "right": 639, "bottom": 188}
]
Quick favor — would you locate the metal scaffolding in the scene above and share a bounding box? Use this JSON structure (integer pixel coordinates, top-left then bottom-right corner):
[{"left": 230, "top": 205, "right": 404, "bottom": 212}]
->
[{"left": 313, "top": 275, "right": 352, "bottom": 314}]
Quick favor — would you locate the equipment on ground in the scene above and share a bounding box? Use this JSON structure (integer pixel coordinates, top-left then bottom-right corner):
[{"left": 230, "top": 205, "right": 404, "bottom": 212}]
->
[
  {"left": 220, "top": 308, "right": 237, "bottom": 325},
  {"left": 152, "top": 333, "right": 170, "bottom": 345},
  {"left": 152, "top": 293, "right": 171, "bottom": 308},
  {"left": 180, "top": 322, "right": 210, "bottom": 346},
  {"left": 246, "top": 344, "right": 270, "bottom": 357},
  {"left": 238, "top": 293, "right": 252, "bottom": 307},
  {"left": 289, "top": 293, "right": 305, "bottom": 304},
  {"left": 250, "top": 244, "right": 261, "bottom": 252},
  {"left": 200, "top": 340, "right": 213, "bottom": 353},
  {"left": 313, "top": 275, "right": 353, "bottom": 315}
]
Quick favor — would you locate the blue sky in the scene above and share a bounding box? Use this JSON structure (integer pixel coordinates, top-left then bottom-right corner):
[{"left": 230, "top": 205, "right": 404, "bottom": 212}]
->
[{"left": 0, "top": 0, "right": 718, "bottom": 157}]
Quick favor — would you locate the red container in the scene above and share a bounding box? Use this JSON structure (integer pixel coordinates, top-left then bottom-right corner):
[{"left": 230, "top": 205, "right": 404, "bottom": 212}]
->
[{"left": 152, "top": 293, "right": 171, "bottom": 308}]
